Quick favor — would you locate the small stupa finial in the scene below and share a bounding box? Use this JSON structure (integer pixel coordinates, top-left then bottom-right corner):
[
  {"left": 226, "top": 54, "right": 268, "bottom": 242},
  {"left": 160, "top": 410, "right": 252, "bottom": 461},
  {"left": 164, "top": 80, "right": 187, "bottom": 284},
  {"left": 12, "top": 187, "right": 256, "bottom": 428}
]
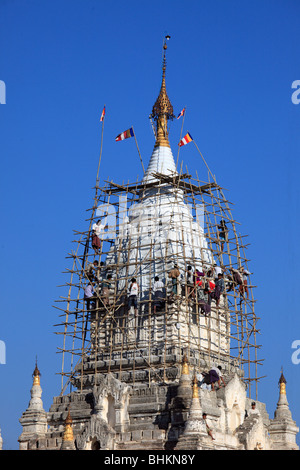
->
[
  {"left": 62, "top": 407, "right": 74, "bottom": 442},
  {"left": 32, "top": 357, "right": 41, "bottom": 386},
  {"left": 278, "top": 367, "right": 287, "bottom": 395},
  {"left": 192, "top": 372, "right": 199, "bottom": 399},
  {"left": 182, "top": 353, "right": 189, "bottom": 375}
]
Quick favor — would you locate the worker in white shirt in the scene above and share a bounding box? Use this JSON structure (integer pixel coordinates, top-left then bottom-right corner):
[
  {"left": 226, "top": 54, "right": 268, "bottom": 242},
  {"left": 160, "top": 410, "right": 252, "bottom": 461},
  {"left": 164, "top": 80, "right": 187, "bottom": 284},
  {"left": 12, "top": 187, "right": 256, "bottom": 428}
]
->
[
  {"left": 128, "top": 278, "right": 139, "bottom": 315},
  {"left": 248, "top": 401, "right": 260, "bottom": 416},
  {"left": 152, "top": 276, "right": 165, "bottom": 314},
  {"left": 84, "top": 282, "right": 96, "bottom": 311},
  {"left": 91, "top": 219, "right": 107, "bottom": 254}
]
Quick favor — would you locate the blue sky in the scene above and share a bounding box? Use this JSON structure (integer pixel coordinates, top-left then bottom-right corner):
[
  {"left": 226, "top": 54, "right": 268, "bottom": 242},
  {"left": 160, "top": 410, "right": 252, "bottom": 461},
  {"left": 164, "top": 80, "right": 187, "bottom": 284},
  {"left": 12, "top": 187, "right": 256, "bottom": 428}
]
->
[{"left": 0, "top": 0, "right": 300, "bottom": 450}]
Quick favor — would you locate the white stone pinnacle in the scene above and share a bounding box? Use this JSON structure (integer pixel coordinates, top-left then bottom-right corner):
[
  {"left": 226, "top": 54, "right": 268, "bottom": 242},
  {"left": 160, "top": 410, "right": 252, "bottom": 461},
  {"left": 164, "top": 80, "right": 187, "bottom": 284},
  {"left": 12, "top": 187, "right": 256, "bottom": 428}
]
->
[{"left": 142, "top": 145, "right": 177, "bottom": 183}]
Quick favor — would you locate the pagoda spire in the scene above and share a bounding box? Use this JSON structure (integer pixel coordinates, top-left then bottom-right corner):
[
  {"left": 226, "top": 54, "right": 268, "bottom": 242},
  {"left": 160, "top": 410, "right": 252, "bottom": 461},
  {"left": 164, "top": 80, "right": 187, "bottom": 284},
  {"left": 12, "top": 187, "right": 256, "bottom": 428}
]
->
[
  {"left": 151, "top": 35, "right": 175, "bottom": 148},
  {"left": 268, "top": 369, "right": 299, "bottom": 450},
  {"left": 273, "top": 368, "right": 292, "bottom": 420},
  {"left": 176, "top": 372, "right": 207, "bottom": 449},
  {"left": 143, "top": 37, "right": 177, "bottom": 182},
  {"left": 18, "top": 361, "right": 48, "bottom": 449}
]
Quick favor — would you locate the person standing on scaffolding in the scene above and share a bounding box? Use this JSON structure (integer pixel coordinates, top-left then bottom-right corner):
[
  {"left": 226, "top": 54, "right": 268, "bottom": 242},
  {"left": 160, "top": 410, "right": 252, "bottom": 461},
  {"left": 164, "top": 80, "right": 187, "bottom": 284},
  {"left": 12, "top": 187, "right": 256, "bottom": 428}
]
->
[
  {"left": 197, "top": 286, "right": 211, "bottom": 316},
  {"left": 211, "top": 272, "right": 225, "bottom": 307},
  {"left": 217, "top": 219, "right": 228, "bottom": 252},
  {"left": 185, "top": 265, "right": 194, "bottom": 299},
  {"left": 152, "top": 276, "right": 165, "bottom": 314},
  {"left": 240, "top": 266, "right": 250, "bottom": 300},
  {"left": 84, "top": 282, "right": 97, "bottom": 312},
  {"left": 91, "top": 219, "right": 107, "bottom": 255},
  {"left": 226, "top": 267, "right": 243, "bottom": 297},
  {"left": 85, "top": 260, "right": 99, "bottom": 283},
  {"left": 168, "top": 264, "right": 180, "bottom": 299},
  {"left": 128, "top": 278, "right": 139, "bottom": 315}
]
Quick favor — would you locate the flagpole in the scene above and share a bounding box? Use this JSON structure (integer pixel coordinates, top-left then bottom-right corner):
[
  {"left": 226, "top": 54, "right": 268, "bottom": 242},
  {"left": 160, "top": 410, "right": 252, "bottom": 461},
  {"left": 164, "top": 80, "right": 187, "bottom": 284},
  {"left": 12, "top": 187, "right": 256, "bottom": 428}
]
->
[
  {"left": 96, "top": 105, "right": 105, "bottom": 185},
  {"left": 176, "top": 108, "right": 186, "bottom": 169},
  {"left": 132, "top": 127, "right": 145, "bottom": 174}
]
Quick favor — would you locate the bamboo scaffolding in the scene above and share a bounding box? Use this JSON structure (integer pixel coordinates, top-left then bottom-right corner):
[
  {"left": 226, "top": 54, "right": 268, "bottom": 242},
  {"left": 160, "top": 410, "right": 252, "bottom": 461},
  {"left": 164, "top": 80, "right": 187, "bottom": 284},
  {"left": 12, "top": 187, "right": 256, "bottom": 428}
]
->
[{"left": 54, "top": 164, "right": 262, "bottom": 400}]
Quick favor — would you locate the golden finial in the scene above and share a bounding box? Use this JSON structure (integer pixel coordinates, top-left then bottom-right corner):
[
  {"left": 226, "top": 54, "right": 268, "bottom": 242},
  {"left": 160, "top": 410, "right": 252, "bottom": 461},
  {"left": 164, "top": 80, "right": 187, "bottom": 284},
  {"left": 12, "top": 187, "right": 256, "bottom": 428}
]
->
[
  {"left": 63, "top": 408, "right": 74, "bottom": 442},
  {"left": 279, "top": 367, "right": 287, "bottom": 395},
  {"left": 32, "top": 358, "right": 41, "bottom": 386},
  {"left": 192, "top": 373, "right": 199, "bottom": 399},
  {"left": 182, "top": 354, "right": 189, "bottom": 375},
  {"left": 151, "top": 35, "right": 175, "bottom": 148}
]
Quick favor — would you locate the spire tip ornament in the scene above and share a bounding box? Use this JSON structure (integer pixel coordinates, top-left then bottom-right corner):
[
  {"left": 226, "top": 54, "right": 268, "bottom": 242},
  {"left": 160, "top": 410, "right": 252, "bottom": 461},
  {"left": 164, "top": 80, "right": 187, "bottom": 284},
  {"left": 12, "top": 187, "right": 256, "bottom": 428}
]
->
[
  {"left": 63, "top": 408, "right": 74, "bottom": 442},
  {"left": 181, "top": 354, "right": 189, "bottom": 375},
  {"left": 279, "top": 368, "right": 287, "bottom": 395},
  {"left": 151, "top": 35, "right": 175, "bottom": 148},
  {"left": 32, "top": 359, "right": 41, "bottom": 386},
  {"left": 192, "top": 373, "right": 199, "bottom": 399}
]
